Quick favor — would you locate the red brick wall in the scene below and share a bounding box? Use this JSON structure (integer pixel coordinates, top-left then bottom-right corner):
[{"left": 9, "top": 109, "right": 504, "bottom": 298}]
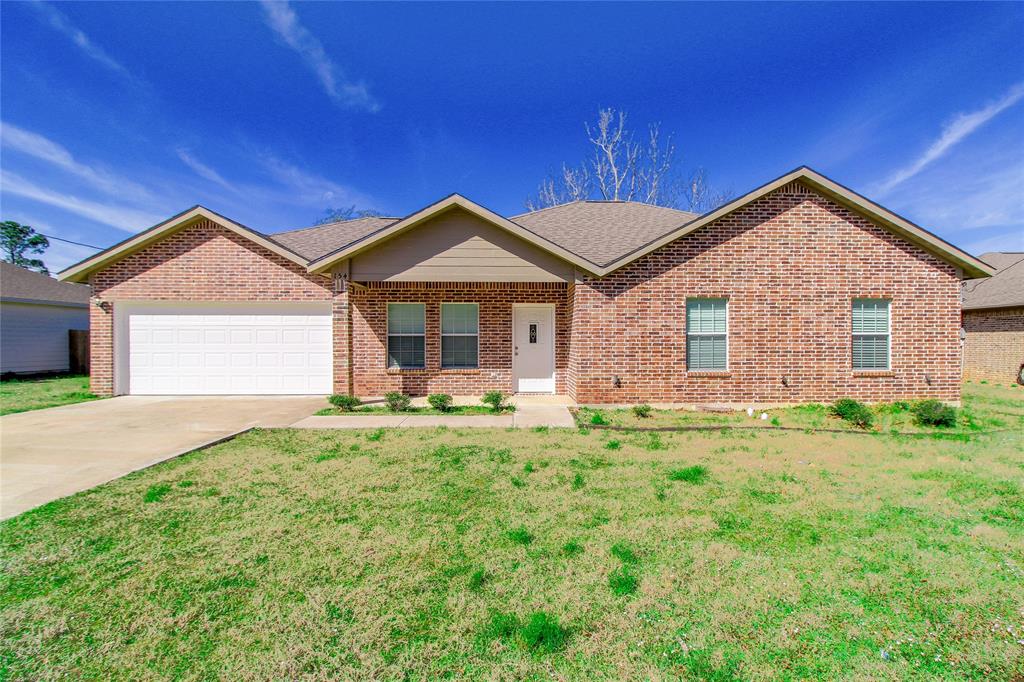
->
[
  {"left": 962, "top": 307, "right": 1024, "bottom": 384},
  {"left": 88, "top": 219, "right": 332, "bottom": 395},
  {"left": 350, "top": 282, "right": 569, "bottom": 396},
  {"left": 569, "top": 181, "right": 963, "bottom": 404}
]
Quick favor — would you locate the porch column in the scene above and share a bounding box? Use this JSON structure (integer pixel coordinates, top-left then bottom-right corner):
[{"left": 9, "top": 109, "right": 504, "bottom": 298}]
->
[{"left": 332, "top": 275, "right": 353, "bottom": 395}]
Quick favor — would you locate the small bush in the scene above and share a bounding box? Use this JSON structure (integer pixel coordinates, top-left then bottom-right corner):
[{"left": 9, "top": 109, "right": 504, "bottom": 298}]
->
[
  {"left": 507, "top": 526, "right": 533, "bottom": 545},
  {"left": 609, "top": 566, "right": 639, "bottom": 596},
  {"left": 669, "top": 465, "right": 709, "bottom": 484},
  {"left": 482, "top": 390, "right": 508, "bottom": 413},
  {"left": 632, "top": 404, "right": 653, "bottom": 418},
  {"left": 328, "top": 394, "right": 362, "bottom": 411},
  {"left": 830, "top": 398, "right": 874, "bottom": 429},
  {"left": 427, "top": 393, "right": 454, "bottom": 412},
  {"left": 913, "top": 399, "right": 958, "bottom": 427},
  {"left": 520, "top": 611, "right": 568, "bottom": 652},
  {"left": 589, "top": 411, "right": 608, "bottom": 425},
  {"left": 384, "top": 392, "right": 411, "bottom": 412}
]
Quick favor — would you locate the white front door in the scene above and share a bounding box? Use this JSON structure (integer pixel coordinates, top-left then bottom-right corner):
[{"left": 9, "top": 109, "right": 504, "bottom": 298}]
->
[
  {"left": 513, "top": 305, "right": 555, "bottom": 393},
  {"left": 121, "top": 303, "right": 332, "bottom": 395}
]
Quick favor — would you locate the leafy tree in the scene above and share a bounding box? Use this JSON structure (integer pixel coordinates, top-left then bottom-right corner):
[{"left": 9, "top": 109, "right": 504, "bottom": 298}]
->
[
  {"left": 1, "top": 220, "right": 50, "bottom": 274},
  {"left": 526, "top": 108, "right": 732, "bottom": 213},
  {"left": 315, "top": 205, "right": 386, "bottom": 225}
]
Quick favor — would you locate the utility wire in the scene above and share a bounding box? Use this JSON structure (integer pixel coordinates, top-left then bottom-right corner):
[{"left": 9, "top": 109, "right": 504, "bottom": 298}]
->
[{"left": 41, "top": 234, "right": 103, "bottom": 250}]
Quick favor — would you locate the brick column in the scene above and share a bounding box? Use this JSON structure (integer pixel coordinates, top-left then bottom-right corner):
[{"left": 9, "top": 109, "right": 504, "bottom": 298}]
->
[
  {"left": 90, "top": 300, "right": 115, "bottom": 396},
  {"left": 332, "top": 279, "right": 353, "bottom": 395}
]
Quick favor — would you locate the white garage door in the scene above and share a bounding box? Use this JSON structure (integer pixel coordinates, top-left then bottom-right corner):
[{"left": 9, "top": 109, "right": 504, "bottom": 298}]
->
[{"left": 123, "top": 303, "right": 332, "bottom": 395}]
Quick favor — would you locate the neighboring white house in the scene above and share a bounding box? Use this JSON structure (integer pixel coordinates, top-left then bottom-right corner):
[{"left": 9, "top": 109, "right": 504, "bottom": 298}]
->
[{"left": 1, "top": 261, "right": 91, "bottom": 375}]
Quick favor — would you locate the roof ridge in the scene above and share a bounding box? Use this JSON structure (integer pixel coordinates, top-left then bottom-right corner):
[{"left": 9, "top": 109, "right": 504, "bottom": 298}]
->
[
  {"left": 509, "top": 200, "right": 585, "bottom": 220},
  {"left": 510, "top": 200, "right": 696, "bottom": 220}
]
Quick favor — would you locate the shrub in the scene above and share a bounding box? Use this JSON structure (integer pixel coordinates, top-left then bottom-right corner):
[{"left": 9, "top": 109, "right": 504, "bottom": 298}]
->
[
  {"left": 632, "top": 404, "right": 653, "bottom": 418},
  {"left": 520, "top": 612, "right": 568, "bottom": 652},
  {"left": 669, "top": 465, "right": 709, "bottom": 484},
  {"left": 328, "top": 394, "right": 361, "bottom": 411},
  {"left": 482, "top": 390, "right": 508, "bottom": 412},
  {"left": 589, "top": 411, "right": 608, "bottom": 425},
  {"left": 913, "top": 400, "right": 958, "bottom": 427},
  {"left": 384, "top": 392, "right": 411, "bottom": 412},
  {"left": 427, "top": 393, "right": 454, "bottom": 412},
  {"left": 830, "top": 398, "right": 874, "bottom": 429}
]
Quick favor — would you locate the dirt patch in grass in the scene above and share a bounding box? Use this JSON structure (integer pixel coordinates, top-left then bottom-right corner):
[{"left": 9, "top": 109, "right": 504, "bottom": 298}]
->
[{"left": 2, "top": 384, "right": 1022, "bottom": 679}]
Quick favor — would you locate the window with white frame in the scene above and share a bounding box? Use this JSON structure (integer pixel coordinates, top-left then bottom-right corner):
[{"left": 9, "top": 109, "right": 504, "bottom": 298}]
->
[
  {"left": 387, "top": 303, "right": 425, "bottom": 369},
  {"left": 852, "top": 299, "right": 890, "bottom": 370},
  {"left": 686, "top": 298, "right": 728, "bottom": 371},
  {"left": 441, "top": 303, "right": 479, "bottom": 369}
]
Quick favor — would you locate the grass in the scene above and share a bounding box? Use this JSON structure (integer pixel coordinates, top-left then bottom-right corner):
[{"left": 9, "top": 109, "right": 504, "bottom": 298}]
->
[
  {"left": 315, "top": 404, "right": 500, "bottom": 416},
  {"left": 0, "top": 374, "right": 100, "bottom": 415},
  {"left": 1, "top": 383, "right": 1022, "bottom": 679}
]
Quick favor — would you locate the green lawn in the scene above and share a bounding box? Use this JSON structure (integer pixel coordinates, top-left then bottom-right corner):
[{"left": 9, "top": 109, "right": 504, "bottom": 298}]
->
[
  {"left": 0, "top": 374, "right": 100, "bottom": 416},
  {"left": 2, "top": 384, "right": 1022, "bottom": 679}
]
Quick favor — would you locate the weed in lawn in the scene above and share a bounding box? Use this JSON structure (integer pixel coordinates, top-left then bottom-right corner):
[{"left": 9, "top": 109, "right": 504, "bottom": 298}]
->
[
  {"left": 532, "top": 426, "right": 549, "bottom": 433},
  {"left": 605, "top": 439, "right": 621, "bottom": 450},
  {"left": 521, "top": 612, "right": 568, "bottom": 653},
  {"left": 523, "top": 461, "right": 535, "bottom": 473},
  {"left": 511, "top": 476, "right": 526, "bottom": 488},
  {"left": 482, "top": 611, "right": 520, "bottom": 641},
  {"left": 177, "top": 480, "right": 194, "bottom": 488},
  {"left": 562, "top": 540, "right": 584, "bottom": 557},
  {"left": 590, "top": 411, "right": 608, "bottom": 426},
  {"left": 366, "top": 428, "right": 386, "bottom": 442},
  {"left": 506, "top": 526, "right": 534, "bottom": 545},
  {"left": 467, "top": 568, "right": 487, "bottom": 591},
  {"left": 610, "top": 541, "right": 640, "bottom": 565},
  {"left": 609, "top": 566, "right": 639, "bottom": 596},
  {"left": 571, "top": 473, "right": 585, "bottom": 490},
  {"left": 143, "top": 483, "right": 171, "bottom": 503},
  {"left": 669, "top": 465, "right": 709, "bottom": 484},
  {"left": 645, "top": 433, "right": 667, "bottom": 451}
]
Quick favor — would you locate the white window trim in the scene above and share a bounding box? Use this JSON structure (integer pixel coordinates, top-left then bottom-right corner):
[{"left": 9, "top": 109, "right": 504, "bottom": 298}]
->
[
  {"left": 686, "top": 298, "right": 729, "bottom": 372},
  {"left": 440, "top": 302, "right": 479, "bottom": 369},
  {"left": 852, "top": 298, "right": 892, "bottom": 371},
  {"left": 386, "top": 302, "right": 426, "bottom": 369}
]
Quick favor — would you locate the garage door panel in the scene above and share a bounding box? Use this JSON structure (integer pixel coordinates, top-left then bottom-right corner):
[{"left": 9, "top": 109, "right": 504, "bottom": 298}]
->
[{"left": 126, "top": 305, "right": 331, "bottom": 395}]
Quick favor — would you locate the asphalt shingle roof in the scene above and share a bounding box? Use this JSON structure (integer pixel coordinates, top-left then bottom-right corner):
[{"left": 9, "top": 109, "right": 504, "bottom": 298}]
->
[
  {"left": 963, "top": 252, "right": 1024, "bottom": 310},
  {"left": 270, "top": 201, "right": 698, "bottom": 267},
  {"left": 0, "top": 261, "right": 91, "bottom": 305},
  {"left": 271, "top": 217, "right": 399, "bottom": 261},
  {"left": 510, "top": 201, "right": 698, "bottom": 266}
]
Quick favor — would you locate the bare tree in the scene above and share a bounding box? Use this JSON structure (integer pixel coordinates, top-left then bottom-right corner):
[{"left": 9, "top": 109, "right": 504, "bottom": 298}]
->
[
  {"left": 315, "top": 205, "right": 386, "bottom": 225},
  {"left": 526, "top": 108, "right": 730, "bottom": 213}
]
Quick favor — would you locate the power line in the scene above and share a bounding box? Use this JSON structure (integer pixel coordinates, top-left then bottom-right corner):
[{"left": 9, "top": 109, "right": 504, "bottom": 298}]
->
[{"left": 41, "top": 234, "right": 103, "bottom": 250}]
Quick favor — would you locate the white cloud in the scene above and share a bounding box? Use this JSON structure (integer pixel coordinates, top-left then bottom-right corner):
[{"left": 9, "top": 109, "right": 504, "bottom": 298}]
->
[
  {"left": 1, "top": 122, "right": 152, "bottom": 200},
  {"left": 257, "top": 153, "right": 375, "bottom": 208},
  {"left": 878, "top": 82, "right": 1024, "bottom": 194},
  {"left": 176, "top": 148, "right": 235, "bottom": 190},
  {"left": 259, "top": 1, "right": 379, "bottom": 112},
  {"left": 29, "top": 1, "right": 135, "bottom": 81},
  {"left": 1, "top": 171, "right": 164, "bottom": 232}
]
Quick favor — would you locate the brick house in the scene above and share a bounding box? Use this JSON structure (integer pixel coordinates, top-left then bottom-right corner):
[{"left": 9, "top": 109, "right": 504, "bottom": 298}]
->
[
  {"left": 961, "top": 252, "right": 1024, "bottom": 385},
  {"left": 59, "top": 167, "right": 993, "bottom": 405}
]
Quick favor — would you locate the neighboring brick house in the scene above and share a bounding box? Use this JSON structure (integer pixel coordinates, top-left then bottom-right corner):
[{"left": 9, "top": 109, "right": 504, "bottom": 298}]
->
[
  {"left": 59, "top": 167, "right": 993, "bottom": 405},
  {"left": 961, "top": 252, "right": 1024, "bottom": 385}
]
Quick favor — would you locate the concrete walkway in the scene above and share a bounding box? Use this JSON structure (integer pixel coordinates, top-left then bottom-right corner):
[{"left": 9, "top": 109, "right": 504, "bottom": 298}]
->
[
  {"left": 0, "top": 395, "right": 324, "bottom": 520},
  {"left": 290, "top": 402, "right": 576, "bottom": 429}
]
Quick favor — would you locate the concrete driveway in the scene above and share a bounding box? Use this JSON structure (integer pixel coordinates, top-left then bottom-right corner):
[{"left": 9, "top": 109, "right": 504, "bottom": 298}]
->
[{"left": 0, "top": 395, "right": 324, "bottom": 520}]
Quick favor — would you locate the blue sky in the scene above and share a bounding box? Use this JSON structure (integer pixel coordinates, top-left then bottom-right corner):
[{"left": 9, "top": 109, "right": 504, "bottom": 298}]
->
[{"left": 2, "top": 1, "right": 1022, "bottom": 272}]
